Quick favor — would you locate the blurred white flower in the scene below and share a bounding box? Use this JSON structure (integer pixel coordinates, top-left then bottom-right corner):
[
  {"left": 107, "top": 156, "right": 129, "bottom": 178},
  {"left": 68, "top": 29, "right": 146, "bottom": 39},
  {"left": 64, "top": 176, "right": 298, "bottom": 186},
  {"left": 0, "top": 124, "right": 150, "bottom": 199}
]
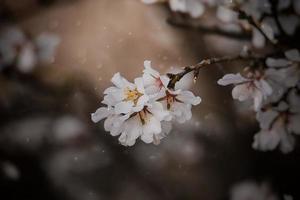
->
[
  {"left": 0, "top": 26, "right": 60, "bottom": 73},
  {"left": 142, "top": 0, "right": 205, "bottom": 18},
  {"left": 217, "top": 72, "right": 272, "bottom": 111},
  {"left": 0, "top": 26, "right": 26, "bottom": 70},
  {"left": 253, "top": 91, "right": 300, "bottom": 153},
  {"left": 52, "top": 116, "right": 86, "bottom": 143},
  {"left": 285, "top": 49, "right": 300, "bottom": 62},
  {"left": 230, "top": 181, "right": 279, "bottom": 200},
  {"left": 253, "top": 111, "right": 296, "bottom": 153},
  {"left": 284, "top": 194, "right": 294, "bottom": 200},
  {"left": 34, "top": 32, "right": 60, "bottom": 64},
  {"left": 1, "top": 161, "right": 20, "bottom": 181}
]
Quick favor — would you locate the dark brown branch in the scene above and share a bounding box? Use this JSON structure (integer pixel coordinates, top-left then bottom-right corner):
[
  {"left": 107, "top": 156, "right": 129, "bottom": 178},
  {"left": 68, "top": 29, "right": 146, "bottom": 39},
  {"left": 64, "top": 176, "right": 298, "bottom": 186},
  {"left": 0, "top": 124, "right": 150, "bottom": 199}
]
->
[
  {"left": 269, "top": 0, "right": 287, "bottom": 36},
  {"left": 167, "top": 55, "right": 259, "bottom": 89},
  {"left": 167, "top": 18, "right": 251, "bottom": 41},
  {"left": 237, "top": 10, "right": 277, "bottom": 46}
]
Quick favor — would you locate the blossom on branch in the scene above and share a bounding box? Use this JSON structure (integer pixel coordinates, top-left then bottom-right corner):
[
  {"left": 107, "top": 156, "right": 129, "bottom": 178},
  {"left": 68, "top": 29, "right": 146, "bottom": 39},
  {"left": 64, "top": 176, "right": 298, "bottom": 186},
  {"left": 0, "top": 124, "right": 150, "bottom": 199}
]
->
[
  {"left": 92, "top": 61, "right": 201, "bottom": 146},
  {"left": 217, "top": 72, "right": 272, "bottom": 111}
]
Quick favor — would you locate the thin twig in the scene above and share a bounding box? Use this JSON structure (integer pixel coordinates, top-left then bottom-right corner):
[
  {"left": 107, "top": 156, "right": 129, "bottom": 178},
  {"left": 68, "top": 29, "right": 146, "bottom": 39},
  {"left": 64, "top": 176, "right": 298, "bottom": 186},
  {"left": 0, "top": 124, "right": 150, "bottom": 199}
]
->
[
  {"left": 237, "top": 10, "right": 277, "bottom": 46},
  {"left": 167, "top": 55, "right": 259, "bottom": 89}
]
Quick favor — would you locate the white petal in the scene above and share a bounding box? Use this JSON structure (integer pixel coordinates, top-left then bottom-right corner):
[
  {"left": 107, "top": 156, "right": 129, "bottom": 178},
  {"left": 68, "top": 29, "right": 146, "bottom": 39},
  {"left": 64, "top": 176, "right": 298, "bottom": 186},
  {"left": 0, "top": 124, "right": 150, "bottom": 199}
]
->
[
  {"left": 103, "top": 86, "right": 118, "bottom": 94},
  {"left": 261, "top": 21, "right": 275, "bottom": 40},
  {"left": 91, "top": 107, "right": 111, "bottom": 123},
  {"left": 114, "top": 101, "right": 134, "bottom": 114},
  {"left": 136, "top": 95, "right": 149, "bottom": 107},
  {"left": 279, "top": 15, "right": 299, "bottom": 35},
  {"left": 217, "top": 73, "right": 249, "bottom": 86},
  {"left": 176, "top": 90, "right": 201, "bottom": 105},
  {"left": 141, "top": 116, "right": 162, "bottom": 143},
  {"left": 288, "top": 114, "right": 300, "bottom": 135},
  {"left": 104, "top": 116, "right": 114, "bottom": 132},
  {"left": 252, "top": 129, "right": 281, "bottom": 151},
  {"left": 279, "top": 132, "right": 295, "bottom": 153},
  {"left": 288, "top": 89, "right": 300, "bottom": 113},
  {"left": 142, "top": 0, "right": 161, "bottom": 4},
  {"left": 253, "top": 90, "right": 263, "bottom": 111},
  {"left": 143, "top": 60, "right": 160, "bottom": 77},
  {"left": 34, "top": 33, "right": 60, "bottom": 63},
  {"left": 232, "top": 84, "right": 252, "bottom": 101},
  {"left": 255, "top": 79, "right": 272, "bottom": 97},
  {"left": 149, "top": 102, "right": 170, "bottom": 121},
  {"left": 216, "top": 6, "right": 238, "bottom": 23},
  {"left": 256, "top": 109, "right": 279, "bottom": 130},
  {"left": 134, "top": 77, "right": 145, "bottom": 93},
  {"left": 266, "top": 57, "right": 290, "bottom": 68},
  {"left": 285, "top": 49, "right": 300, "bottom": 62},
  {"left": 160, "top": 75, "right": 170, "bottom": 88},
  {"left": 17, "top": 43, "right": 37, "bottom": 73},
  {"left": 111, "top": 73, "right": 132, "bottom": 89},
  {"left": 186, "top": 0, "right": 205, "bottom": 18},
  {"left": 252, "top": 28, "right": 266, "bottom": 48}
]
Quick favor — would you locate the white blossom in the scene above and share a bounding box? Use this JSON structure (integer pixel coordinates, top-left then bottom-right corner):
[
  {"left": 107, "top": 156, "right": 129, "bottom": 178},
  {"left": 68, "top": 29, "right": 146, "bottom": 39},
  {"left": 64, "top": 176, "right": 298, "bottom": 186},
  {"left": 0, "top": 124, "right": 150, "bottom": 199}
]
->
[
  {"left": 155, "top": 88, "right": 201, "bottom": 123},
  {"left": 0, "top": 26, "right": 60, "bottom": 73},
  {"left": 253, "top": 92, "right": 300, "bottom": 153},
  {"left": 102, "top": 73, "right": 149, "bottom": 113},
  {"left": 230, "top": 181, "right": 279, "bottom": 200},
  {"left": 142, "top": 0, "right": 205, "bottom": 18},
  {"left": 92, "top": 61, "right": 202, "bottom": 146},
  {"left": 142, "top": 60, "right": 170, "bottom": 95},
  {"left": 217, "top": 72, "right": 272, "bottom": 111},
  {"left": 92, "top": 70, "right": 171, "bottom": 146}
]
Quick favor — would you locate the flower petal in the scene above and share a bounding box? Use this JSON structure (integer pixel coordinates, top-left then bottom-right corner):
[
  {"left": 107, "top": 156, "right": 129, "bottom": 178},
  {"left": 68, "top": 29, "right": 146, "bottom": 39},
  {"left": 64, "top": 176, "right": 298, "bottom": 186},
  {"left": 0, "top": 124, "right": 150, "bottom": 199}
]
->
[
  {"left": 217, "top": 73, "right": 249, "bottom": 86},
  {"left": 91, "top": 107, "right": 111, "bottom": 123},
  {"left": 114, "top": 101, "right": 134, "bottom": 114}
]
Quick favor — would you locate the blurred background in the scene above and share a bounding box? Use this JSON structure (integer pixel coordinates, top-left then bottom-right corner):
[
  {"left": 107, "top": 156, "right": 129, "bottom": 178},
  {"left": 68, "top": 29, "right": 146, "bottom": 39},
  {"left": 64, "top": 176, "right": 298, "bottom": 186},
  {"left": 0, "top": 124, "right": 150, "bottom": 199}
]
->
[{"left": 0, "top": 0, "right": 299, "bottom": 199}]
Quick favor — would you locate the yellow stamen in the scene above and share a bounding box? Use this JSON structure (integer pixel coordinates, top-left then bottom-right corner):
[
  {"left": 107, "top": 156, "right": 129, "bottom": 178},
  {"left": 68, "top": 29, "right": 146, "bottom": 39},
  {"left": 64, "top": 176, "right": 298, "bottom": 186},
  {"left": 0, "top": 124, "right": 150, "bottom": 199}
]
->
[{"left": 124, "top": 88, "right": 143, "bottom": 105}]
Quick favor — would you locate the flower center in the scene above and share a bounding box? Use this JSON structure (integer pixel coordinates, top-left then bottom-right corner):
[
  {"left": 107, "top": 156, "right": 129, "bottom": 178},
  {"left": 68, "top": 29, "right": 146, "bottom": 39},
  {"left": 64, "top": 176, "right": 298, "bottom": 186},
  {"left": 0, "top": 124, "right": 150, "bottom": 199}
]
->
[
  {"left": 129, "top": 107, "right": 152, "bottom": 125},
  {"left": 157, "top": 90, "right": 183, "bottom": 110},
  {"left": 124, "top": 88, "right": 143, "bottom": 105}
]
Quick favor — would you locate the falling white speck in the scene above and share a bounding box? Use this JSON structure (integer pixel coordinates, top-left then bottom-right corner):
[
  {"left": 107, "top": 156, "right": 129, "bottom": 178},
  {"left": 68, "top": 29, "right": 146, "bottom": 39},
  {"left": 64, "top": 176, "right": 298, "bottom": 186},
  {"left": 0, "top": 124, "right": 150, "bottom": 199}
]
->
[{"left": 76, "top": 20, "right": 82, "bottom": 26}]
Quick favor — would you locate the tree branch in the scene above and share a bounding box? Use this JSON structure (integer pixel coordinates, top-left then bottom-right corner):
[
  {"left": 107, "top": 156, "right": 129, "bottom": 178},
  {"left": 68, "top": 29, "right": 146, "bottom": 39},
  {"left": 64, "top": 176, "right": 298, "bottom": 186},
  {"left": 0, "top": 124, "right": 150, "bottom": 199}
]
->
[
  {"left": 237, "top": 10, "right": 277, "bottom": 46},
  {"left": 167, "top": 54, "right": 260, "bottom": 89},
  {"left": 167, "top": 18, "right": 251, "bottom": 41}
]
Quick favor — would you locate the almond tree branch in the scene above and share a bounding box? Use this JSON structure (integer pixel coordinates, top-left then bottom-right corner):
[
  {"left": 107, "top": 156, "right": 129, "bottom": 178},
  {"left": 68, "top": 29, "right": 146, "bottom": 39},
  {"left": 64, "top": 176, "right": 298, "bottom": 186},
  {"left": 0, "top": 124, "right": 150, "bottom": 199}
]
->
[
  {"left": 269, "top": 0, "right": 287, "bottom": 36},
  {"left": 237, "top": 10, "right": 277, "bottom": 46},
  {"left": 167, "top": 54, "right": 261, "bottom": 89},
  {"left": 167, "top": 18, "right": 252, "bottom": 41}
]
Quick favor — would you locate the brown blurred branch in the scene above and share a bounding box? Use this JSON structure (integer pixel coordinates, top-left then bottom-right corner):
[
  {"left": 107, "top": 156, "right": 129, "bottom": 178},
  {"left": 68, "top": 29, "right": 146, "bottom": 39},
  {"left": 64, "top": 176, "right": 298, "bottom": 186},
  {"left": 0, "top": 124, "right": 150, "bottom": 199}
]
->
[{"left": 167, "top": 18, "right": 252, "bottom": 41}]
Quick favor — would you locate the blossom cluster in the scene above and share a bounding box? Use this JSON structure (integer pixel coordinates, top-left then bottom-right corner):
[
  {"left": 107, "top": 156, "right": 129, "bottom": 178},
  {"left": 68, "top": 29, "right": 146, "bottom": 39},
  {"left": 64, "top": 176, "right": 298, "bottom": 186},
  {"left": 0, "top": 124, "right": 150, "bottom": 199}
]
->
[
  {"left": 218, "top": 49, "right": 300, "bottom": 153},
  {"left": 91, "top": 61, "right": 201, "bottom": 146},
  {"left": 0, "top": 26, "right": 60, "bottom": 73},
  {"left": 142, "top": 0, "right": 300, "bottom": 48}
]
